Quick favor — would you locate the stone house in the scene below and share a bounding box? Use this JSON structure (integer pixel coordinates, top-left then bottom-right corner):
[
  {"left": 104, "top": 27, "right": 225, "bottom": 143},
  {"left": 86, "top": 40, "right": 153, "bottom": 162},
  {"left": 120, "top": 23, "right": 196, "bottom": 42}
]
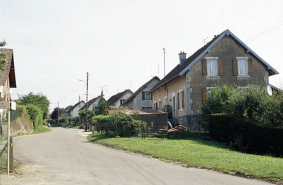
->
[
  {"left": 148, "top": 29, "right": 279, "bottom": 130},
  {"left": 121, "top": 76, "right": 160, "bottom": 110},
  {"left": 0, "top": 49, "right": 16, "bottom": 120},
  {"left": 107, "top": 89, "right": 133, "bottom": 108}
]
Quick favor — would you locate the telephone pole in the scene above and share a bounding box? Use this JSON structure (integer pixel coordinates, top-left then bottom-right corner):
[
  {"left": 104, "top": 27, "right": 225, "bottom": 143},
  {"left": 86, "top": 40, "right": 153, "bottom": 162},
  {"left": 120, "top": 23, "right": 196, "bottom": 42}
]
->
[
  {"left": 85, "top": 72, "right": 89, "bottom": 132},
  {"left": 163, "top": 48, "right": 165, "bottom": 77}
]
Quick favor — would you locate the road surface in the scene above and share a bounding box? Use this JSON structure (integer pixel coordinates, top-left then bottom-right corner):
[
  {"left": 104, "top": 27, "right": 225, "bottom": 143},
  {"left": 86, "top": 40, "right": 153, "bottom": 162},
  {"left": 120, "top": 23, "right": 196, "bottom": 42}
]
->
[{"left": 1, "top": 128, "right": 272, "bottom": 185}]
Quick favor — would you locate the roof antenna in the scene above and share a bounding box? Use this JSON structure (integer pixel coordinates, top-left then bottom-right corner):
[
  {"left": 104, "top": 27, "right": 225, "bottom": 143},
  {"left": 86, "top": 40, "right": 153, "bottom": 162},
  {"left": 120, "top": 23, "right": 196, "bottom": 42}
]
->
[{"left": 204, "top": 37, "right": 208, "bottom": 45}]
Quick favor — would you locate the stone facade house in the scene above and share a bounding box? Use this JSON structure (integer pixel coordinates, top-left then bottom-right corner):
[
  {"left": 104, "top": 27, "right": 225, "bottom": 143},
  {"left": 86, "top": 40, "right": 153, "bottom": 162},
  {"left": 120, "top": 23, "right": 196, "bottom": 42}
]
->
[
  {"left": 148, "top": 29, "right": 279, "bottom": 130},
  {"left": 107, "top": 89, "right": 133, "bottom": 108},
  {"left": 122, "top": 76, "right": 160, "bottom": 110}
]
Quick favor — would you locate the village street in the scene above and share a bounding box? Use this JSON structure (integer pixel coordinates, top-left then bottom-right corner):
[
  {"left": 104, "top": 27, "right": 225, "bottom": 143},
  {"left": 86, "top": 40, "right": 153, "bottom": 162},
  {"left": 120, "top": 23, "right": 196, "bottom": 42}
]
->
[{"left": 1, "top": 128, "right": 272, "bottom": 185}]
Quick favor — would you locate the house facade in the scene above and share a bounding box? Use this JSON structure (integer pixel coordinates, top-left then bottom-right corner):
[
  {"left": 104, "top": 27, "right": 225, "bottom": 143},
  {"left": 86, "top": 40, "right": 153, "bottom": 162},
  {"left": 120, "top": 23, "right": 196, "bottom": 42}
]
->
[
  {"left": 149, "top": 29, "right": 278, "bottom": 130},
  {"left": 107, "top": 89, "right": 133, "bottom": 108},
  {"left": 0, "top": 49, "right": 16, "bottom": 120},
  {"left": 122, "top": 76, "right": 160, "bottom": 110},
  {"left": 79, "top": 96, "right": 100, "bottom": 111},
  {"left": 68, "top": 101, "right": 85, "bottom": 117}
]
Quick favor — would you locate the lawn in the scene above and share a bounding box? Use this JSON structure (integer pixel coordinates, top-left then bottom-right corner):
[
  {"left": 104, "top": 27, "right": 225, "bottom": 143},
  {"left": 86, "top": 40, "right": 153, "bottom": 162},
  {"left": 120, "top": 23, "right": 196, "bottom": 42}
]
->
[
  {"left": 63, "top": 124, "right": 80, "bottom": 129},
  {"left": 88, "top": 133, "right": 283, "bottom": 183}
]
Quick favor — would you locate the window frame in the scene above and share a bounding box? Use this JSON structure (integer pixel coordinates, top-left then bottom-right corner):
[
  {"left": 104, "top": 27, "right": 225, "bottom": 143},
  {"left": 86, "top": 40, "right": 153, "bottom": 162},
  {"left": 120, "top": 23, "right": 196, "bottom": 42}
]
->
[
  {"left": 236, "top": 57, "right": 249, "bottom": 77},
  {"left": 206, "top": 57, "right": 219, "bottom": 77}
]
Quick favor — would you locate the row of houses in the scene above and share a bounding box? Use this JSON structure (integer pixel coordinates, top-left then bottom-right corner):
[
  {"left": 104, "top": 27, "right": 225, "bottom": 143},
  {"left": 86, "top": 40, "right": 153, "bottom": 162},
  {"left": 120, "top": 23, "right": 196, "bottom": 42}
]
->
[{"left": 61, "top": 29, "right": 280, "bottom": 130}]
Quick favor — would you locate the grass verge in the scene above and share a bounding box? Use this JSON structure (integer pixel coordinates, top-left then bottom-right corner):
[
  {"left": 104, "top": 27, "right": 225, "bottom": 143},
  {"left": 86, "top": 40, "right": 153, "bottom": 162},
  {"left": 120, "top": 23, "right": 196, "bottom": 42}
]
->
[
  {"left": 63, "top": 125, "right": 80, "bottom": 129},
  {"left": 87, "top": 133, "right": 283, "bottom": 184},
  {"left": 14, "top": 125, "right": 52, "bottom": 137}
]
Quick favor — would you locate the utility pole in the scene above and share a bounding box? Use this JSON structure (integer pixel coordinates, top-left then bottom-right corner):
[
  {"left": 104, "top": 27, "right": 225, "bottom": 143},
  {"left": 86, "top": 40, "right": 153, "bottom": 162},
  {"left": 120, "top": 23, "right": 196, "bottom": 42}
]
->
[
  {"left": 163, "top": 48, "right": 165, "bottom": 77},
  {"left": 57, "top": 102, "right": 59, "bottom": 125},
  {"left": 7, "top": 107, "right": 10, "bottom": 175},
  {"left": 85, "top": 72, "right": 89, "bottom": 132}
]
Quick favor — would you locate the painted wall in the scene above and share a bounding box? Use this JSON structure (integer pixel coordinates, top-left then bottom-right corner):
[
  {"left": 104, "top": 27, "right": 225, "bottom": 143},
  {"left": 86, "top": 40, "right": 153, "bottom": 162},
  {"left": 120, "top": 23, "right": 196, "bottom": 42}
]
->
[
  {"left": 123, "top": 78, "right": 160, "bottom": 110},
  {"left": 188, "top": 36, "right": 269, "bottom": 115},
  {"left": 152, "top": 75, "right": 186, "bottom": 117},
  {"left": 88, "top": 98, "right": 100, "bottom": 110},
  {"left": 70, "top": 101, "right": 85, "bottom": 117},
  {"left": 113, "top": 91, "right": 133, "bottom": 107}
]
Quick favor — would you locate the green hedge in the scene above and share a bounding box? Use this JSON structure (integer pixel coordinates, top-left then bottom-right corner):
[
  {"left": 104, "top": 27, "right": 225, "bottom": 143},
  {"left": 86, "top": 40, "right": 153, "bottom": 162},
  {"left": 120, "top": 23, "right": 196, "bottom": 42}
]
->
[
  {"left": 26, "top": 104, "right": 43, "bottom": 129},
  {"left": 208, "top": 114, "right": 283, "bottom": 157}
]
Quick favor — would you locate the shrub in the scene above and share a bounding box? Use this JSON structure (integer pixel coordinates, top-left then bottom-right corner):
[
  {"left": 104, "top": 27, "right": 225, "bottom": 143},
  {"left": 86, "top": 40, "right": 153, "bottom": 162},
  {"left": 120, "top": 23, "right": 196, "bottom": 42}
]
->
[
  {"left": 208, "top": 114, "right": 283, "bottom": 157},
  {"left": 16, "top": 104, "right": 29, "bottom": 119},
  {"left": 26, "top": 104, "right": 43, "bottom": 129}
]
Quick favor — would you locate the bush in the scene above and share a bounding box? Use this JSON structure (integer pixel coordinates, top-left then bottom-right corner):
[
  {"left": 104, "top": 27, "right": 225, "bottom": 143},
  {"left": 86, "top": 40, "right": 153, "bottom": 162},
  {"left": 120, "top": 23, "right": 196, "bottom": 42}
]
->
[
  {"left": 208, "top": 114, "right": 283, "bottom": 157},
  {"left": 26, "top": 104, "right": 43, "bottom": 129},
  {"left": 16, "top": 105, "right": 29, "bottom": 119}
]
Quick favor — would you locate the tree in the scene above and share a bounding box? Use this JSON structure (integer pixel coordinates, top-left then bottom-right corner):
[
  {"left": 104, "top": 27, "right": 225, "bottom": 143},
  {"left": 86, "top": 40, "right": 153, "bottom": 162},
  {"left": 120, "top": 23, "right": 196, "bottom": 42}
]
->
[
  {"left": 78, "top": 109, "right": 95, "bottom": 122},
  {"left": 18, "top": 92, "right": 50, "bottom": 119},
  {"left": 94, "top": 90, "right": 109, "bottom": 115},
  {"left": 0, "top": 40, "right": 7, "bottom": 73},
  {"left": 51, "top": 107, "right": 65, "bottom": 119}
]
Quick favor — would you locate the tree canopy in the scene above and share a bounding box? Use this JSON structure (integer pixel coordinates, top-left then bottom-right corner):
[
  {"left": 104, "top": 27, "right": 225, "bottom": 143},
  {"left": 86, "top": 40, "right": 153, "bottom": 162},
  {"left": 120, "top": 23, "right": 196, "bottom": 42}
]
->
[
  {"left": 18, "top": 92, "right": 50, "bottom": 119},
  {"left": 94, "top": 90, "right": 109, "bottom": 115},
  {"left": 51, "top": 107, "right": 65, "bottom": 119}
]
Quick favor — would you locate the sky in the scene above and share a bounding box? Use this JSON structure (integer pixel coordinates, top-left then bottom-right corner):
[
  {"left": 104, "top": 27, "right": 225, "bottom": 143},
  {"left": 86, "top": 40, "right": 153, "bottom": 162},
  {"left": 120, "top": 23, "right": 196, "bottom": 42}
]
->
[{"left": 1, "top": 0, "right": 283, "bottom": 112}]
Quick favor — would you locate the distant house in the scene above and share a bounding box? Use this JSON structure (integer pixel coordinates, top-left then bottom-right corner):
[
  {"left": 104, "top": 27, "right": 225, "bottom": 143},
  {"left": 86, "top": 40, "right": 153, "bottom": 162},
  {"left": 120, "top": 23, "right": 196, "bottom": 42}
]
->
[
  {"left": 122, "top": 76, "right": 160, "bottom": 110},
  {"left": 68, "top": 101, "right": 85, "bottom": 117},
  {"left": 79, "top": 96, "right": 100, "bottom": 111},
  {"left": 107, "top": 89, "right": 133, "bottom": 108},
  {"left": 0, "top": 49, "right": 16, "bottom": 120},
  {"left": 58, "top": 105, "right": 73, "bottom": 119},
  {"left": 148, "top": 29, "right": 279, "bottom": 130}
]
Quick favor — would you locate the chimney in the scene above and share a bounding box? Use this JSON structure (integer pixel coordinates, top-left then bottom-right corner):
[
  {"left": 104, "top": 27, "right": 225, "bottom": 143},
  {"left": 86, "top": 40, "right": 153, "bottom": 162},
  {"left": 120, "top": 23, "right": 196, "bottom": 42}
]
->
[
  {"left": 214, "top": 35, "right": 217, "bottom": 38},
  {"left": 179, "top": 51, "right": 187, "bottom": 65}
]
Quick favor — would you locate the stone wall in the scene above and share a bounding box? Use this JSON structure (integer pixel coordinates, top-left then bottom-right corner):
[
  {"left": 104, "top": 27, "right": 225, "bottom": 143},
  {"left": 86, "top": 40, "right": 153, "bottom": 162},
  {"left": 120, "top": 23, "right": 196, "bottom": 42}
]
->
[{"left": 1, "top": 117, "right": 34, "bottom": 136}]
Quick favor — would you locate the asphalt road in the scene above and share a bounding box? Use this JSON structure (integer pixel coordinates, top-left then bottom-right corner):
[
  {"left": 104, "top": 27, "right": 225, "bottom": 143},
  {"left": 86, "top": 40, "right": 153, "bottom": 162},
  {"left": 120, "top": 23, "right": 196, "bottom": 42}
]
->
[{"left": 3, "top": 128, "right": 272, "bottom": 185}]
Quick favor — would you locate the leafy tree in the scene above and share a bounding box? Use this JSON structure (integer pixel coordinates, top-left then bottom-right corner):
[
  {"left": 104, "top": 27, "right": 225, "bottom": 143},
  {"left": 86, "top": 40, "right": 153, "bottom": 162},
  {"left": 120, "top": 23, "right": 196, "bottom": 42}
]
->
[
  {"left": 78, "top": 109, "right": 95, "bottom": 122},
  {"left": 0, "top": 40, "right": 7, "bottom": 73},
  {"left": 94, "top": 90, "right": 109, "bottom": 115},
  {"left": 18, "top": 92, "right": 50, "bottom": 119},
  {"left": 51, "top": 107, "right": 65, "bottom": 119}
]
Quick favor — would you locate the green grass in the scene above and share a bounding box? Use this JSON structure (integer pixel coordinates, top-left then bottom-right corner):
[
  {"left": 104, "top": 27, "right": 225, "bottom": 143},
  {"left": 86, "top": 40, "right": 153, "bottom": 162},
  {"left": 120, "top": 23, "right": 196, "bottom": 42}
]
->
[
  {"left": 14, "top": 125, "right": 52, "bottom": 137},
  {"left": 88, "top": 133, "right": 283, "bottom": 182},
  {"left": 63, "top": 124, "right": 80, "bottom": 129},
  {"left": 51, "top": 123, "right": 62, "bottom": 127}
]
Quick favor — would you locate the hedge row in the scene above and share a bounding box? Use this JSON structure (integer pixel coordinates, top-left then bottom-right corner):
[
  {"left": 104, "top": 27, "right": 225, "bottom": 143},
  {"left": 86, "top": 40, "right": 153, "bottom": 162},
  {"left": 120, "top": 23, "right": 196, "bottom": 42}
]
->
[{"left": 208, "top": 114, "right": 283, "bottom": 157}]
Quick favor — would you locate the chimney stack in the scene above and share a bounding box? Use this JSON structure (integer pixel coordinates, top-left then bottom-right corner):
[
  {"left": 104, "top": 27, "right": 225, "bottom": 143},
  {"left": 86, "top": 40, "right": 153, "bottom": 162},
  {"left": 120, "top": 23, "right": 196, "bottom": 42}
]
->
[{"left": 179, "top": 51, "right": 186, "bottom": 65}]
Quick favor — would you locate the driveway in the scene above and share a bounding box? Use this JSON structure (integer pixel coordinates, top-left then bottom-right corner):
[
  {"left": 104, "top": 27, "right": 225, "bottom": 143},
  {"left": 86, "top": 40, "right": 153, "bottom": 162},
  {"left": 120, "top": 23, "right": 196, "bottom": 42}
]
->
[{"left": 1, "top": 128, "right": 272, "bottom": 185}]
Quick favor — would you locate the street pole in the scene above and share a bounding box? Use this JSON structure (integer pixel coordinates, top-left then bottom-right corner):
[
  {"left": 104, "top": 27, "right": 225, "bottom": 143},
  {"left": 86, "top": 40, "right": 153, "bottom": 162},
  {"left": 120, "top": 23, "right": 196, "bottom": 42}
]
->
[
  {"left": 85, "top": 72, "right": 88, "bottom": 132},
  {"left": 7, "top": 108, "right": 10, "bottom": 175},
  {"left": 57, "top": 102, "right": 59, "bottom": 125}
]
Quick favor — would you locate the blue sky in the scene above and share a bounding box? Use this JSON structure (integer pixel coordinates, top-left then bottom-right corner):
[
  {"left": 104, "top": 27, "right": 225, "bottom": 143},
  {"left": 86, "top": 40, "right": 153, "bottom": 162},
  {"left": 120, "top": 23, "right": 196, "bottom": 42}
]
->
[{"left": 1, "top": 0, "right": 283, "bottom": 112}]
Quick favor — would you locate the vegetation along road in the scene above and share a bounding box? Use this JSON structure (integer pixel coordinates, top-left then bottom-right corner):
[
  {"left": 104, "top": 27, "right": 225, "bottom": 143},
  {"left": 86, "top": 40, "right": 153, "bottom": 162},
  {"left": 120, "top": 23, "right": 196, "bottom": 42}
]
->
[{"left": 2, "top": 128, "right": 272, "bottom": 185}]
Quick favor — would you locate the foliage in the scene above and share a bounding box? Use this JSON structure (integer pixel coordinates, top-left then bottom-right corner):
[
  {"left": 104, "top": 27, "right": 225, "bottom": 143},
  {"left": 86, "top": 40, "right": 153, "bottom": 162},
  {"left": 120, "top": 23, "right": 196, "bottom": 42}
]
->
[
  {"left": 25, "top": 104, "right": 43, "bottom": 129},
  {"left": 0, "top": 52, "right": 7, "bottom": 72},
  {"left": 17, "top": 92, "right": 50, "bottom": 119},
  {"left": 0, "top": 40, "right": 6, "bottom": 47},
  {"left": 108, "top": 106, "right": 122, "bottom": 110},
  {"left": 78, "top": 108, "right": 95, "bottom": 122},
  {"left": 50, "top": 107, "right": 65, "bottom": 119},
  {"left": 94, "top": 90, "right": 109, "bottom": 115},
  {"left": 198, "top": 85, "right": 283, "bottom": 127},
  {"left": 16, "top": 104, "right": 29, "bottom": 119},
  {"left": 88, "top": 133, "right": 283, "bottom": 181},
  {"left": 92, "top": 112, "right": 147, "bottom": 137},
  {"left": 208, "top": 114, "right": 283, "bottom": 157}
]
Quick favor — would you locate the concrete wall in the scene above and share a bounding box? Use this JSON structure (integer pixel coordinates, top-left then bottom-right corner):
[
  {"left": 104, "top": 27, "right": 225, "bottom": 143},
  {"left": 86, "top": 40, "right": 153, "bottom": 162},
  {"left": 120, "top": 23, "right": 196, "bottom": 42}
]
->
[{"left": 189, "top": 36, "right": 269, "bottom": 115}]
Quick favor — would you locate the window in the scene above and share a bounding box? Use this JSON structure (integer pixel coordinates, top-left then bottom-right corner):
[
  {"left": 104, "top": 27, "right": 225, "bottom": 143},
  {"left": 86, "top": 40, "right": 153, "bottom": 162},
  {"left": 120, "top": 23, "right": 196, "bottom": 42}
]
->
[
  {"left": 120, "top": 99, "right": 126, "bottom": 105},
  {"left": 206, "top": 57, "right": 218, "bottom": 76},
  {"left": 142, "top": 91, "right": 152, "bottom": 100},
  {"left": 154, "top": 102, "right": 158, "bottom": 110},
  {"left": 237, "top": 57, "right": 248, "bottom": 76},
  {"left": 178, "top": 90, "right": 185, "bottom": 110}
]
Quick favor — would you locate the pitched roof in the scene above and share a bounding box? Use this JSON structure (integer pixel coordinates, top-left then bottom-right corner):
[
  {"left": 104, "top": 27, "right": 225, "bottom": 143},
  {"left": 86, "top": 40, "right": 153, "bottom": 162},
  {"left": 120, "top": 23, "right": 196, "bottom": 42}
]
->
[
  {"left": 64, "top": 105, "right": 73, "bottom": 112},
  {"left": 80, "top": 96, "right": 100, "bottom": 110},
  {"left": 149, "top": 29, "right": 279, "bottom": 93},
  {"left": 107, "top": 89, "right": 133, "bottom": 106},
  {"left": 122, "top": 76, "right": 160, "bottom": 105},
  {"left": 68, "top": 101, "right": 85, "bottom": 113},
  {"left": 0, "top": 48, "right": 16, "bottom": 88}
]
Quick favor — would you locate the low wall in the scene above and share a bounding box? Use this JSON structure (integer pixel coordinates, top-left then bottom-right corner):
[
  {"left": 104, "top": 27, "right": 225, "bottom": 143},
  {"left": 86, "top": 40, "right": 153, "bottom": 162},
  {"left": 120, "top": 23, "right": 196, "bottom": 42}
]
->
[{"left": 1, "top": 117, "right": 34, "bottom": 136}]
